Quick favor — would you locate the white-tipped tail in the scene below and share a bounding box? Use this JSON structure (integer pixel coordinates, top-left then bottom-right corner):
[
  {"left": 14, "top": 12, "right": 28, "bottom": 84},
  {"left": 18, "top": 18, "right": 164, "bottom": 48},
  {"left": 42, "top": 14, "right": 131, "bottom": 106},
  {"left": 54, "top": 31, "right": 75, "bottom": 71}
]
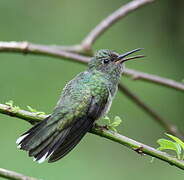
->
[
  {"left": 17, "top": 145, "right": 21, "bottom": 149},
  {"left": 16, "top": 134, "right": 29, "bottom": 145},
  {"left": 37, "top": 152, "right": 49, "bottom": 164},
  {"left": 33, "top": 151, "right": 54, "bottom": 163}
]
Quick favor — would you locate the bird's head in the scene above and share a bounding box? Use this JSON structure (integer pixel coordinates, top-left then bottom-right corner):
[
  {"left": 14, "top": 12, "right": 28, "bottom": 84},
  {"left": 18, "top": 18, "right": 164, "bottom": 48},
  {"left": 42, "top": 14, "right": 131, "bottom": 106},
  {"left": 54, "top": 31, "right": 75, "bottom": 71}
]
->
[{"left": 88, "top": 48, "right": 144, "bottom": 75}]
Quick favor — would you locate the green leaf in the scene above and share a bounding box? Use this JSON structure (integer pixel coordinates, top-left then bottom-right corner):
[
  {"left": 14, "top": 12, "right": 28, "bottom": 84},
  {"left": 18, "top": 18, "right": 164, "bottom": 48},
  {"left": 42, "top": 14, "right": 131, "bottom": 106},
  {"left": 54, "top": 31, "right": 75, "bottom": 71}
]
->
[
  {"left": 103, "top": 116, "right": 122, "bottom": 132},
  {"left": 27, "top": 105, "right": 45, "bottom": 115},
  {"left": 165, "top": 133, "right": 184, "bottom": 159},
  {"left": 109, "top": 126, "right": 117, "bottom": 132},
  {"left": 110, "top": 116, "right": 122, "bottom": 127},
  {"left": 157, "top": 138, "right": 182, "bottom": 159},
  {"left": 104, "top": 116, "right": 111, "bottom": 124},
  {"left": 5, "top": 100, "right": 20, "bottom": 112},
  {"left": 5, "top": 100, "right": 14, "bottom": 107},
  {"left": 35, "top": 111, "right": 46, "bottom": 115},
  {"left": 166, "top": 133, "right": 184, "bottom": 150},
  {"left": 13, "top": 106, "right": 20, "bottom": 112},
  {"left": 27, "top": 105, "right": 37, "bottom": 112}
]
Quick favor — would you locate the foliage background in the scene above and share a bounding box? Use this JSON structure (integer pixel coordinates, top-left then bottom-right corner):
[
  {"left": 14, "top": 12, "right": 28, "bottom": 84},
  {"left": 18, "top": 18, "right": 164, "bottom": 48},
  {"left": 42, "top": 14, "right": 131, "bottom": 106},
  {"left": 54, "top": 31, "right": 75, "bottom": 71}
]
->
[{"left": 0, "top": 0, "right": 184, "bottom": 179}]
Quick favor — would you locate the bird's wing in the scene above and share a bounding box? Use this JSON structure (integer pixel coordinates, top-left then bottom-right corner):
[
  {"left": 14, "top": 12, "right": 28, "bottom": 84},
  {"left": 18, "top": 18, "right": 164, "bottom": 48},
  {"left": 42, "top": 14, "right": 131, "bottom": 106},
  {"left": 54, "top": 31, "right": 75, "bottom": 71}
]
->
[
  {"left": 48, "top": 84, "right": 110, "bottom": 162},
  {"left": 17, "top": 77, "right": 110, "bottom": 163}
]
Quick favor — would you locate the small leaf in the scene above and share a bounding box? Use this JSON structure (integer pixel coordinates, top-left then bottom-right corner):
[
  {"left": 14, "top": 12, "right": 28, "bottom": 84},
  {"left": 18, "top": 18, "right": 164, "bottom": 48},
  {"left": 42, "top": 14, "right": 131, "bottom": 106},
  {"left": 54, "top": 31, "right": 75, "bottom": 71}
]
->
[
  {"left": 110, "top": 116, "right": 122, "bottom": 127},
  {"left": 104, "top": 116, "right": 111, "bottom": 124},
  {"left": 166, "top": 133, "right": 184, "bottom": 150},
  {"left": 27, "top": 105, "right": 45, "bottom": 115},
  {"left": 5, "top": 100, "right": 14, "bottom": 107},
  {"left": 166, "top": 133, "right": 184, "bottom": 159},
  {"left": 109, "top": 126, "right": 117, "bottom": 132},
  {"left": 35, "top": 111, "right": 46, "bottom": 115},
  {"left": 157, "top": 138, "right": 182, "bottom": 159},
  {"left": 13, "top": 106, "right": 20, "bottom": 112},
  {"left": 27, "top": 105, "right": 37, "bottom": 113}
]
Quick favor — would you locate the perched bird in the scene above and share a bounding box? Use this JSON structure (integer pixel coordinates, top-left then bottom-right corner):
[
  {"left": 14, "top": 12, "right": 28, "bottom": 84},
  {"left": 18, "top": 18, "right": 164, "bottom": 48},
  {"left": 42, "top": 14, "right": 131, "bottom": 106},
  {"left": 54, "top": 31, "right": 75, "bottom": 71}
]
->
[{"left": 16, "top": 48, "right": 144, "bottom": 163}]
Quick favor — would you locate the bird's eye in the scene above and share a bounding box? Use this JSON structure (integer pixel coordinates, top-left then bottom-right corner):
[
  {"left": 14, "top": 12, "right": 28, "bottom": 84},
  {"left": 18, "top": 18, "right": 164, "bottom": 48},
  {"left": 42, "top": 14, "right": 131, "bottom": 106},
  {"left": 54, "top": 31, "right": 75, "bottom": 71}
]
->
[{"left": 103, "top": 59, "right": 110, "bottom": 64}]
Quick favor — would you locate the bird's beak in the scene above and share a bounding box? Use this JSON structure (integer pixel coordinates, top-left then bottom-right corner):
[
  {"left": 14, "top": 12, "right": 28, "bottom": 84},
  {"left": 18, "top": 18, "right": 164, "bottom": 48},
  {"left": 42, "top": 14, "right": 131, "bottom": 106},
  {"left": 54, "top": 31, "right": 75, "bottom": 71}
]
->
[{"left": 116, "top": 48, "right": 145, "bottom": 64}]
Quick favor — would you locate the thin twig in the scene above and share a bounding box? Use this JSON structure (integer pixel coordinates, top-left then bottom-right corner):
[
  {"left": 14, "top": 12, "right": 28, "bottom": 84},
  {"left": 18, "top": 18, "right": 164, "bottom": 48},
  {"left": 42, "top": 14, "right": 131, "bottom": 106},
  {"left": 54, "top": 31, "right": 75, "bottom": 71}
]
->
[
  {"left": 0, "top": 41, "right": 89, "bottom": 63},
  {"left": 0, "top": 168, "right": 39, "bottom": 180},
  {"left": 118, "top": 84, "right": 184, "bottom": 140},
  {"left": 0, "top": 104, "right": 47, "bottom": 125},
  {"left": 81, "top": 0, "right": 155, "bottom": 50},
  {"left": 92, "top": 127, "right": 184, "bottom": 171},
  {"left": 0, "top": 104, "right": 184, "bottom": 170},
  {"left": 0, "top": 41, "right": 183, "bottom": 92},
  {"left": 124, "top": 69, "right": 184, "bottom": 91}
]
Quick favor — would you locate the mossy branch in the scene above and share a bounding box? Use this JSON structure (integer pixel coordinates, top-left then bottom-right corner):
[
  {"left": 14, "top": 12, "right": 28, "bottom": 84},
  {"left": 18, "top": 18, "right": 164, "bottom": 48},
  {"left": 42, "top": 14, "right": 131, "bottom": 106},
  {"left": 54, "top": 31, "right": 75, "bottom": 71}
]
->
[{"left": 1, "top": 103, "right": 184, "bottom": 171}]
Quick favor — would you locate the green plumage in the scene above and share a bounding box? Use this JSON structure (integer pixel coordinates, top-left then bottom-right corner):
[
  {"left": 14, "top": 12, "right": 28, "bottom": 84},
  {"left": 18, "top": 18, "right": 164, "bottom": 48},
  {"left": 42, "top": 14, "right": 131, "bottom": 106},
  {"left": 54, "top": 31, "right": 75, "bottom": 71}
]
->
[{"left": 16, "top": 48, "right": 143, "bottom": 163}]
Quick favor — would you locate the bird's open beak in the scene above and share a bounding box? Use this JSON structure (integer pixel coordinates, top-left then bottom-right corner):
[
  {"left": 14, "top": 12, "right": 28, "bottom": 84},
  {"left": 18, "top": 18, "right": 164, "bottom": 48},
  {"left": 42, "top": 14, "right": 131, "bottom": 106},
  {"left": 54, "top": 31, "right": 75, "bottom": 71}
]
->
[{"left": 116, "top": 48, "right": 145, "bottom": 64}]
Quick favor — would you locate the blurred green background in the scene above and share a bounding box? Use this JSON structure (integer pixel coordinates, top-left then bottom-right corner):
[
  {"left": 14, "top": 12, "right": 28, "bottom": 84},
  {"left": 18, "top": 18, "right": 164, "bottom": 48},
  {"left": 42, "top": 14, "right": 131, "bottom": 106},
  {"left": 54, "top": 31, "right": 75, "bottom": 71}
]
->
[{"left": 0, "top": 0, "right": 184, "bottom": 179}]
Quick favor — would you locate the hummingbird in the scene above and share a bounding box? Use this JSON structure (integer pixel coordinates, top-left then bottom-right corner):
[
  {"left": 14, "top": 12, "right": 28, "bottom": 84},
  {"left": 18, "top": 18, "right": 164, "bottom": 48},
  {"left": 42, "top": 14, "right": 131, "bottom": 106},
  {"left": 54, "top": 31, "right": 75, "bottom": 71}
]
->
[{"left": 16, "top": 48, "right": 144, "bottom": 163}]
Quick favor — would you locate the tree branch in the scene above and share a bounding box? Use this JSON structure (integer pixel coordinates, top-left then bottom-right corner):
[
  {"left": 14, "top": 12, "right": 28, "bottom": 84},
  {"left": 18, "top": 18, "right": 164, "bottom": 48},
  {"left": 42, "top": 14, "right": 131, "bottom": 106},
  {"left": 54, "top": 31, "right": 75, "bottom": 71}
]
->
[
  {"left": 0, "top": 41, "right": 183, "bottom": 92},
  {"left": 0, "top": 104, "right": 184, "bottom": 170},
  {"left": 124, "top": 69, "right": 184, "bottom": 91},
  {"left": 92, "top": 127, "right": 184, "bottom": 171},
  {"left": 0, "top": 104, "right": 46, "bottom": 125},
  {"left": 0, "top": 41, "right": 89, "bottom": 63},
  {"left": 0, "top": 168, "right": 39, "bottom": 180},
  {"left": 81, "top": 0, "right": 155, "bottom": 50},
  {"left": 118, "top": 84, "right": 184, "bottom": 140}
]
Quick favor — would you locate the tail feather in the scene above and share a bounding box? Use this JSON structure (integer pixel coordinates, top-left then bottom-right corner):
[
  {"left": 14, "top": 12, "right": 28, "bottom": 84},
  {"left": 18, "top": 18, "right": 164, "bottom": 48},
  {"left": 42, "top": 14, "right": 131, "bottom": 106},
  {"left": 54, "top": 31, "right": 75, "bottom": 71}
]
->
[
  {"left": 20, "top": 116, "right": 49, "bottom": 137},
  {"left": 19, "top": 123, "right": 57, "bottom": 151},
  {"left": 16, "top": 116, "right": 49, "bottom": 148},
  {"left": 33, "top": 128, "right": 70, "bottom": 162},
  {"left": 48, "top": 118, "right": 94, "bottom": 162},
  {"left": 16, "top": 116, "right": 94, "bottom": 163},
  {"left": 49, "top": 132, "right": 85, "bottom": 162},
  {"left": 28, "top": 131, "right": 57, "bottom": 157}
]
